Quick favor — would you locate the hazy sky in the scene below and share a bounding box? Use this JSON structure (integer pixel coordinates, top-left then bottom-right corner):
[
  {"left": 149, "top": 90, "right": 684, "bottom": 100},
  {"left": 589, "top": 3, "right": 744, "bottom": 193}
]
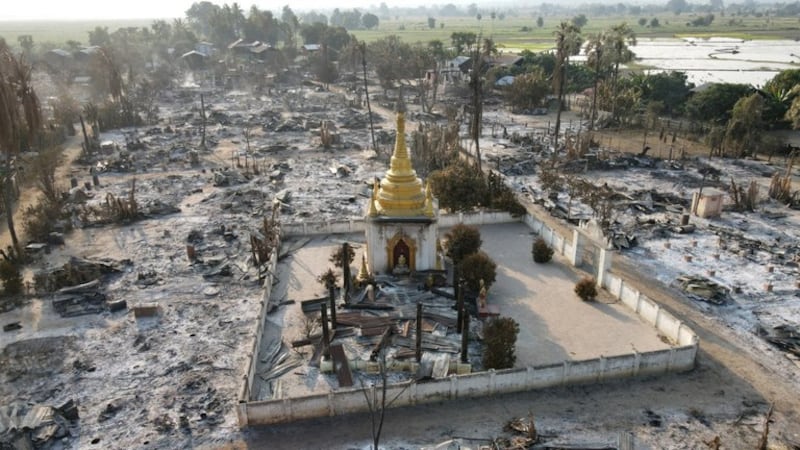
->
[{"left": 2, "top": 1, "right": 429, "bottom": 21}]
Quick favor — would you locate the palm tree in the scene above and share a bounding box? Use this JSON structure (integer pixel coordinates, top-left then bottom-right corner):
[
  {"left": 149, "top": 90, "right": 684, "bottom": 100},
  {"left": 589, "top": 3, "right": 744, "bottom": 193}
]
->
[
  {"left": 585, "top": 32, "right": 609, "bottom": 130},
  {"left": 0, "top": 41, "right": 42, "bottom": 259},
  {"left": 552, "top": 21, "right": 582, "bottom": 149},
  {"left": 606, "top": 23, "right": 636, "bottom": 123}
]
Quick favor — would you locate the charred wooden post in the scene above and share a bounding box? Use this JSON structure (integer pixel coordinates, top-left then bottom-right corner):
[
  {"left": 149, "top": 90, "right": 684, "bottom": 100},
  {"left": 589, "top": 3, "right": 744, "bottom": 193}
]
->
[
  {"left": 371, "top": 327, "right": 393, "bottom": 361},
  {"left": 200, "top": 93, "right": 207, "bottom": 149},
  {"left": 453, "top": 265, "right": 460, "bottom": 303},
  {"left": 360, "top": 42, "right": 378, "bottom": 154},
  {"left": 456, "top": 280, "right": 464, "bottom": 333},
  {"left": 415, "top": 302, "right": 423, "bottom": 362},
  {"left": 461, "top": 306, "right": 470, "bottom": 364},
  {"left": 342, "top": 242, "right": 351, "bottom": 303},
  {"left": 321, "top": 303, "right": 331, "bottom": 358},
  {"left": 328, "top": 285, "right": 337, "bottom": 329},
  {"left": 79, "top": 115, "right": 91, "bottom": 155}
]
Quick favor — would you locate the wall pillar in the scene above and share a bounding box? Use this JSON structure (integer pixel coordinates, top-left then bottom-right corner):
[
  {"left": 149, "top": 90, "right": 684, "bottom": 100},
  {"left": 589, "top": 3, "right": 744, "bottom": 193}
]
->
[
  {"left": 570, "top": 229, "right": 583, "bottom": 267},
  {"left": 596, "top": 248, "right": 612, "bottom": 287}
]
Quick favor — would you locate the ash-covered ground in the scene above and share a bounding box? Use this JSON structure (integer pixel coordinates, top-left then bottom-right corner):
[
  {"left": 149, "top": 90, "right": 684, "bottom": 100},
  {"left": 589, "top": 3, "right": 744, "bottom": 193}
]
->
[{"left": 2, "top": 70, "right": 800, "bottom": 449}]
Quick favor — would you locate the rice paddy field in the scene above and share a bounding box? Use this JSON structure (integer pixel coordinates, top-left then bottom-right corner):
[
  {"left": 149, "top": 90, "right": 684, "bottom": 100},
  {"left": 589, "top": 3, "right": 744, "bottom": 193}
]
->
[{"left": 1, "top": 12, "right": 798, "bottom": 51}]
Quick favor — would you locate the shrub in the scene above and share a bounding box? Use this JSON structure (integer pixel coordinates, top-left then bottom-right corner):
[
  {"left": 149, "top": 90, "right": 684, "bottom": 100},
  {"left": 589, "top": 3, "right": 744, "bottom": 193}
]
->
[
  {"left": 0, "top": 260, "right": 24, "bottom": 296},
  {"left": 482, "top": 317, "right": 520, "bottom": 369},
  {"left": 531, "top": 238, "right": 553, "bottom": 263},
  {"left": 458, "top": 251, "right": 497, "bottom": 293},
  {"left": 445, "top": 224, "right": 482, "bottom": 264},
  {"left": 574, "top": 277, "right": 598, "bottom": 301}
]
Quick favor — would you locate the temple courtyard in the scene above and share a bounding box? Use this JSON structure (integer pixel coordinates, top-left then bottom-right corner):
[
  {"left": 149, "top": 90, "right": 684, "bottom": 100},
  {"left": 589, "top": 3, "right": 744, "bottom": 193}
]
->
[{"left": 256, "top": 222, "right": 672, "bottom": 400}]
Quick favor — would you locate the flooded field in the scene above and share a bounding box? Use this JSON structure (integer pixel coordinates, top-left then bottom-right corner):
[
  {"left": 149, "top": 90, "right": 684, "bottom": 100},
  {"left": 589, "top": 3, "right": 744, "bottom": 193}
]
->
[{"left": 634, "top": 37, "right": 799, "bottom": 86}]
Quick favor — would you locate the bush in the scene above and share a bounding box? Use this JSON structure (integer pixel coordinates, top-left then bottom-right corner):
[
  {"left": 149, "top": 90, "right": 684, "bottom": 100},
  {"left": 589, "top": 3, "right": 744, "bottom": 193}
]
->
[
  {"left": 0, "top": 260, "right": 24, "bottom": 296},
  {"left": 458, "top": 251, "right": 497, "bottom": 293},
  {"left": 445, "top": 224, "right": 482, "bottom": 264},
  {"left": 482, "top": 317, "right": 520, "bottom": 369},
  {"left": 574, "top": 277, "right": 598, "bottom": 301},
  {"left": 531, "top": 238, "right": 553, "bottom": 263}
]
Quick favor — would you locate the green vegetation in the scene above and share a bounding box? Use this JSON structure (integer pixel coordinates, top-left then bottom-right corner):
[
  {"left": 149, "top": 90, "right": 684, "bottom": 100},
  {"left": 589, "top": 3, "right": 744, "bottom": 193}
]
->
[
  {"left": 445, "top": 224, "right": 482, "bottom": 264},
  {"left": 532, "top": 238, "right": 554, "bottom": 263},
  {"left": 2, "top": 10, "right": 799, "bottom": 54},
  {"left": 0, "top": 19, "right": 152, "bottom": 47},
  {"left": 575, "top": 277, "right": 598, "bottom": 301},
  {"left": 458, "top": 251, "right": 497, "bottom": 292},
  {"left": 482, "top": 317, "right": 520, "bottom": 370},
  {"left": 0, "top": 259, "right": 23, "bottom": 297}
]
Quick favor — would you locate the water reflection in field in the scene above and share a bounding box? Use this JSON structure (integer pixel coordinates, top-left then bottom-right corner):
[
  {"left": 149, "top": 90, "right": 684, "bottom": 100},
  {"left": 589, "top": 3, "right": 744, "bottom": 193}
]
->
[{"left": 577, "top": 37, "right": 800, "bottom": 86}]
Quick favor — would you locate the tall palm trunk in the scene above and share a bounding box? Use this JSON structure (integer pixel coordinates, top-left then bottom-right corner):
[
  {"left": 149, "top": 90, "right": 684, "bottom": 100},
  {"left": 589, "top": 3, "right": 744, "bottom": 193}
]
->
[
  {"left": 611, "top": 61, "right": 620, "bottom": 123},
  {"left": 2, "top": 159, "right": 20, "bottom": 259},
  {"left": 590, "top": 56, "right": 601, "bottom": 130},
  {"left": 554, "top": 63, "right": 567, "bottom": 150}
]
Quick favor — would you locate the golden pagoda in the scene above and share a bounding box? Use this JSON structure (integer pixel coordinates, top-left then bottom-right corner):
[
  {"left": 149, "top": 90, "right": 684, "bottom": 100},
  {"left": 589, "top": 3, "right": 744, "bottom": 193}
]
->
[
  {"left": 364, "top": 100, "right": 439, "bottom": 275},
  {"left": 371, "top": 108, "right": 431, "bottom": 217}
]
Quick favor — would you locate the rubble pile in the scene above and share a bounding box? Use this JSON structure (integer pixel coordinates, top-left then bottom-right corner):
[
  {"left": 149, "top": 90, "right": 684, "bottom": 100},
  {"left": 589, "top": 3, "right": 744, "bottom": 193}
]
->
[
  {"left": 0, "top": 400, "right": 80, "bottom": 449},
  {"left": 674, "top": 274, "right": 730, "bottom": 305},
  {"left": 760, "top": 324, "right": 800, "bottom": 359}
]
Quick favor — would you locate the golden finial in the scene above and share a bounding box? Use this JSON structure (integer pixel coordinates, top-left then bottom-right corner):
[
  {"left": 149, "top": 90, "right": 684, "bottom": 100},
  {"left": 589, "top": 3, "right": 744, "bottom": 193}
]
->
[
  {"left": 423, "top": 181, "right": 434, "bottom": 217},
  {"left": 367, "top": 182, "right": 379, "bottom": 217},
  {"left": 356, "top": 254, "right": 371, "bottom": 283}
]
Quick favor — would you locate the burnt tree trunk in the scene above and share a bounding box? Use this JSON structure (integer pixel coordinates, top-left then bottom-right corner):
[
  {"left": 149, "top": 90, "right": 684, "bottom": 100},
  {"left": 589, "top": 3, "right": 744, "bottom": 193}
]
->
[{"left": 360, "top": 42, "right": 378, "bottom": 155}]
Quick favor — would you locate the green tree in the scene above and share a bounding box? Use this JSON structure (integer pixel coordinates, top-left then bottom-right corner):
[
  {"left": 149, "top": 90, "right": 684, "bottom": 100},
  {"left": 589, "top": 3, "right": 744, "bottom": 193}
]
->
[
  {"left": 368, "top": 35, "right": 413, "bottom": 93},
  {"left": 450, "top": 31, "right": 477, "bottom": 54},
  {"left": 638, "top": 71, "right": 692, "bottom": 116},
  {"left": 313, "top": 44, "right": 339, "bottom": 88},
  {"left": 667, "top": 0, "right": 689, "bottom": 15},
  {"left": 505, "top": 68, "right": 549, "bottom": 112},
  {"left": 445, "top": 223, "right": 482, "bottom": 264},
  {"left": 650, "top": 17, "right": 660, "bottom": 27},
  {"left": 572, "top": 14, "right": 588, "bottom": 27},
  {"left": 685, "top": 83, "right": 752, "bottom": 124},
  {"left": 786, "top": 86, "right": 800, "bottom": 129},
  {"left": 536, "top": 16, "right": 544, "bottom": 27},
  {"left": 16, "top": 35, "right": 34, "bottom": 56},
  {"left": 88, "top": 26, "right": 111, "bottom": 46},
  {"left": 430, "top": 161, "right": 487, "bottom": 212},
  {"left": 0, "top": 259, "right": 23, "bottom": 296},
  {"left": 762, "top": 69, "right": 800, "bottom": 126},
  {"left": 0, "top": 41, "right": 42, "bottom": 259},
  {"left": 764, "top": 69, "right": 800, "bottom": 95},
  {"left": 638, "top": 17, "right": 648, "bottom": 26},
  {"left": 606, "top": 23, "right": 637, "bottom": 123},
  {"left": 553, "top": 21, "right": 583, "bottom": 148},
  {"left": 428, "top": 17, "right": 436, "bottom": 29},
  {"left": 458, "top": 251, "right": 497, "bottom": 292},
  {"left": 585, "top": 31, "right": 610, "bottom": 129},
  {"left": 724, "top": 93, "right": 765, "bottom": 157},
  {"left": 482, "top": 317, "right": 519, "bottom": 370},
  {"left": 362, "top": 13, "right": 380, "bottom": 29}
]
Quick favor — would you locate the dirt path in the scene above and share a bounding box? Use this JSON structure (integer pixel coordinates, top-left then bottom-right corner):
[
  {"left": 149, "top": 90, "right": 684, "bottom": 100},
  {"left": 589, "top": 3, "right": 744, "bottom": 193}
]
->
[
  {"left": 0, "top": 134, "right": 84, "bottom": 253},
  {"left": 612, "top": 256, "right": 800, "bottom": 431}
]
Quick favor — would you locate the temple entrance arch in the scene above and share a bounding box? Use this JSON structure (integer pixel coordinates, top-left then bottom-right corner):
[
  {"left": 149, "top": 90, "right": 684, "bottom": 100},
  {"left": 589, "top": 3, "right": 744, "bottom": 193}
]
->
[{"left": 386, "top": 232, "right": 417, "bottom": 272}]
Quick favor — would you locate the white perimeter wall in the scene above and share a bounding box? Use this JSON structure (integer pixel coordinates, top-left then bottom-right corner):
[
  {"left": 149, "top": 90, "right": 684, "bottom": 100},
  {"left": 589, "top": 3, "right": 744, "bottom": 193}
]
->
[{"left": 238, "top": 204, "right": 699, "bottom": 427}]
